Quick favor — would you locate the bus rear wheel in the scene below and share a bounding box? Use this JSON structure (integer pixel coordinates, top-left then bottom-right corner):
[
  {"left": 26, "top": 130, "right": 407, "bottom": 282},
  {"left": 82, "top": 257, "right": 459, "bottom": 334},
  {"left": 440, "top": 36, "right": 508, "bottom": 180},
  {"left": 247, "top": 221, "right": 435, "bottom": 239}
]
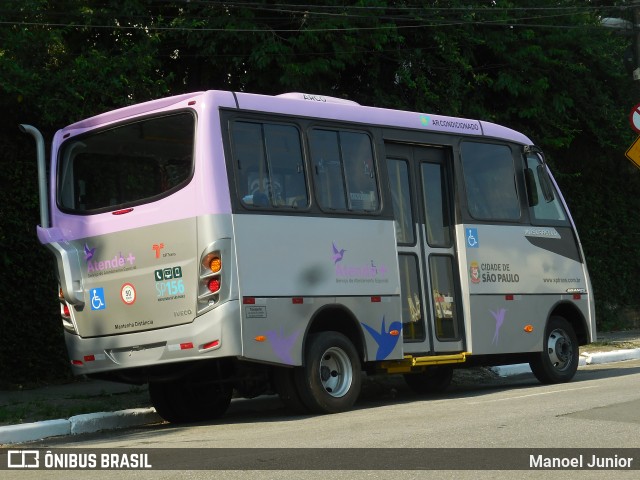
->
[
  {"left": 404, "top": 365, "right": 454, "bottom": 394},
  {"left": 294, "top": 331, "right": 361, "bottom": 414},
  {"left": 529, "top": 316, "right": 579, "bottom": 384},
  {"left": 149, "top": 379, "right": 232, "bottom": 423},
  {"left": 272, "top": 366, "right": 310, "bottom": 414}
]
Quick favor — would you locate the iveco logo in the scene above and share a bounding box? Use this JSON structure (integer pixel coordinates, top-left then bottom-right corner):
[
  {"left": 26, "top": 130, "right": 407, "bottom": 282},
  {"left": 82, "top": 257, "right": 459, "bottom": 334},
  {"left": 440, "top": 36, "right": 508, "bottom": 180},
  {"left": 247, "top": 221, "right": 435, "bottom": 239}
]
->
[{"left": 173, "top": 309, "right": 192, "bottom": 317}]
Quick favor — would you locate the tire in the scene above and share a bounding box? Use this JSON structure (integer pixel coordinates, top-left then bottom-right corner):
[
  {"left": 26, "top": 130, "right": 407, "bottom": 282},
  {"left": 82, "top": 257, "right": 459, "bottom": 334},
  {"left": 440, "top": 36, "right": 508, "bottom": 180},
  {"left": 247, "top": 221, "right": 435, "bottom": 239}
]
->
[
  {"left": 149, "top": 378, "right": 232, "bottom": 424},
  {"left": 403, "top": 365, "right": 453, "bottom": 394},
  {"left": 529, "top": 316, "right": 579, "bottom": 384},
  {"left": 293, "top": 331, "right": 362, "bottom": 414},
  {"left": 272, "top": 366, "right": 310, "bottom": 414}
]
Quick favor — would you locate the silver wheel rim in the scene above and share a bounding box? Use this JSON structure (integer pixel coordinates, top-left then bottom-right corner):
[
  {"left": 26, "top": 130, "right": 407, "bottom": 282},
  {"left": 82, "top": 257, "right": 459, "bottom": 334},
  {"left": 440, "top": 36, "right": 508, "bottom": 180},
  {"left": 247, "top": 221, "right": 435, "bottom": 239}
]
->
[
  {"left": 318, "top": 346, "right": 352, "bottom": 398},
  {"left": 547, "top": 327, "right": 574, "bottom": 372}
]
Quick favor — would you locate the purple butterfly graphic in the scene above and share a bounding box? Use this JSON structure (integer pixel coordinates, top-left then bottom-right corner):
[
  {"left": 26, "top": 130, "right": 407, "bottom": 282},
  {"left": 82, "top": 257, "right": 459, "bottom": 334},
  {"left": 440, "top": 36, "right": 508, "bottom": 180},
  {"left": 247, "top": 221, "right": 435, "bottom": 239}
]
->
[
  {"left": 264, "top": 328, "right": 301, "bottom": 364},
  {"left": 332, "top": 242, "right": 346, "bottom": 264},
  {"left": 84, "top": 243, "right": 96, "bottom": 262},
  {"left": 490, "top": 308, "right": 507, "bottom": 346}
]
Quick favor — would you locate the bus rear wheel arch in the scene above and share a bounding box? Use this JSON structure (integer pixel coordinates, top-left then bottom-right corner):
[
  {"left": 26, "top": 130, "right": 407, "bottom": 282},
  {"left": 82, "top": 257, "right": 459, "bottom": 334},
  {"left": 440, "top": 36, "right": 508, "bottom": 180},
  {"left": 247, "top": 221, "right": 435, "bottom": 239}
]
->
[
  {"left": 529, "top": 315, "right": 579, "bottom": 384},
  {"left": 293, "top": 331, "right": 362, "bottom": 414}
]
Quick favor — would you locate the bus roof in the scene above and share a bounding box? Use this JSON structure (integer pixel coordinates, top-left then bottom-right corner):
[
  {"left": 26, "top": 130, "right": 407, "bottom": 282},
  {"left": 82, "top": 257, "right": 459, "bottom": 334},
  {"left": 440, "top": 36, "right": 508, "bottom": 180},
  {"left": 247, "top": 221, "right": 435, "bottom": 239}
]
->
[
  {"left": 58, "top": 90, "right": 532, "bottom": 145},
  {"left": 233, "top": 91, "right": 532, "bottom": 144}
]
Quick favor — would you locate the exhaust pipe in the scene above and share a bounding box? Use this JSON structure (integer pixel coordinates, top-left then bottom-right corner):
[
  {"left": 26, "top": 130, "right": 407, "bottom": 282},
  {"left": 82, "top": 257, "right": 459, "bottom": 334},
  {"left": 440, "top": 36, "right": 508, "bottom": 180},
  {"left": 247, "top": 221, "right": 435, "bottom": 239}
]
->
[
  {"left": 19, "top": 124, "right": 49, "bottom": 229},
  {"left": 19, "top": 124, "right": 85, "bottom": 306}
]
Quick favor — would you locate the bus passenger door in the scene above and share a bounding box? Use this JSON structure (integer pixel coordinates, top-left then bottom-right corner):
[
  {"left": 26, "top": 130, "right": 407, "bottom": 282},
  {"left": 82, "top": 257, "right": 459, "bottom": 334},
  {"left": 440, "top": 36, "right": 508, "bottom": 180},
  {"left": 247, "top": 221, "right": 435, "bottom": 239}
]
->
[{"left": 386, "top": 143, "right": 465, "bottom": 354}]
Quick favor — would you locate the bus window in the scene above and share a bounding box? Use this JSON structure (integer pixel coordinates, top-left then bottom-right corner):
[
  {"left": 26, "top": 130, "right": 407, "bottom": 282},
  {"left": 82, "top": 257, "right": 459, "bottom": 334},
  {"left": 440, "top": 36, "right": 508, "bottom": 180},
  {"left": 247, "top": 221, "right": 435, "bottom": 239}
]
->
[
  {"left": 460, "top": 142, "right": 521, "bottom": 221},
  {"left": 387, "top": 158, "right": 415, "bottom": 245},
  {"left": 421, "top": 162, "right": 452, "bottom": 247},
  {"left": 309, "top": 129, "right": 379, "bottom": 213},
  {"left": 525, "top": 154, "right": 569, "bottom": 225},
  {"left": 429, "top": 255, "right": 460, "bottom": 341},
  {"left": 398, "top": 254, "right": 425, "bottom": 341},
  {"left": 231, "top": 122, "right": 308, "bottom": 209},
  {"left": 58, "top": 112, "right": 194, "bottom": 213}
]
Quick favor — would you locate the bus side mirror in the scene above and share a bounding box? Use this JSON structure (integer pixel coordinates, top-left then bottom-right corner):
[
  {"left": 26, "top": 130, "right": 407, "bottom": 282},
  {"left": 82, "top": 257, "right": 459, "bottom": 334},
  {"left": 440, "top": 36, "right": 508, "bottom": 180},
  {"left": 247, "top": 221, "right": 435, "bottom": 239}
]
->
[
  {"left": 524, "top": 168, "right": 538, "bottom": 207},
  {"left": 536, "top": 164, "right": 555, "bottom": 203}
]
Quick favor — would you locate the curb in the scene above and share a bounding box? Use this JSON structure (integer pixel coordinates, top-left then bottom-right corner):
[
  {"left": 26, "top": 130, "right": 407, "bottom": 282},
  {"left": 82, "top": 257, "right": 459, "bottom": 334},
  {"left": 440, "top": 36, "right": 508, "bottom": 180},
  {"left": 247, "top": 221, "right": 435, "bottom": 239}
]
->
[
  {"left": 581, "top": 348, "right": 640, "bottom": 365},
  {"left": 491, "top": 348, "right": 640, "bottom": 377},
  {"left": 0, "top": 408, "right": 161, "bottom": 446}
]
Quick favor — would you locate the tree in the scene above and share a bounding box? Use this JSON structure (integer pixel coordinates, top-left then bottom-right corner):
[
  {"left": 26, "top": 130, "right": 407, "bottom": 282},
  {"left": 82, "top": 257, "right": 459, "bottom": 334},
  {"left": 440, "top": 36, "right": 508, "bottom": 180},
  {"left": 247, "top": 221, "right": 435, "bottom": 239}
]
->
[{"left": 1, "top": 0, "right": 638, "bottom": 385}]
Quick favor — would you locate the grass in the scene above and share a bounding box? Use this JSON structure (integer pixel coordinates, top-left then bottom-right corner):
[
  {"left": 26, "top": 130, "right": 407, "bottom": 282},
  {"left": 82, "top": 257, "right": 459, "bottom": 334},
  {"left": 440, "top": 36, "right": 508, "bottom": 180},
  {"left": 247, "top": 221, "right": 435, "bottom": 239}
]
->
[
  {"left": 581, "top": 340, "right": 640, "bottom": 352},
  {"left": 0, "top": 386, "right": 150, "bottom": 426}
]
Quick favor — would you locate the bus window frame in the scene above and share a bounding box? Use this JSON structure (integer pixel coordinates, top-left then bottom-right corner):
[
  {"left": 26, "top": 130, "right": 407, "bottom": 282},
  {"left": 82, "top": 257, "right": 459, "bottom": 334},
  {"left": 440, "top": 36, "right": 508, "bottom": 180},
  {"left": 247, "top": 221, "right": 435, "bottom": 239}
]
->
[
  {"left": 228, "top": 119, "right": 311, "bottom": 212},
  {"left": 524, "top": 152, "right": 570, "bottom": 227},
  {"left": 222, "top": 110, "right": 390, "bottom": 219},
  {"left": 398, "top": 251, "right": 427, "bottom": 343},
  {"left": 419, "top": 155, "right": 455, "bottom": 249},
  {"left": 308, "top": 126, "right": 382, "bottom": 216},
  {"left": 458, "top": 139, "right": 525, "bottom": 225},
  {"left": 387, "top": 156, "right": 417, "bottom": 247},
  {"left": 56, "top": 110, "right": 197, "bottom": 216}
]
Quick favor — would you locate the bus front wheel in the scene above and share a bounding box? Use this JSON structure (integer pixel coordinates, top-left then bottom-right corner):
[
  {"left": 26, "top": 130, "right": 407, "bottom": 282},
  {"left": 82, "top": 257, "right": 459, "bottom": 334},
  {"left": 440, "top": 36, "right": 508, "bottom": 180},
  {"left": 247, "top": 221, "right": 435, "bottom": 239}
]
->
[
  {"left": 294, "top": 331, "right": 361, "bottom": 414},
  {"left": 529, "top": 316, "right": 579, "bottom": 384}
]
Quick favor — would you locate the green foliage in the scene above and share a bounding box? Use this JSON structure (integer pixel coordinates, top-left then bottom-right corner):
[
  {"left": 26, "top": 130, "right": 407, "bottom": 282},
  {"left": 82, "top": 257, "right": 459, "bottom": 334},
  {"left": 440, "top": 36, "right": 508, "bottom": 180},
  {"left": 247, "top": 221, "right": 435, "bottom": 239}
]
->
[
  {"left": 1, "top": 0, "right": 639, "bottom": 384},
  {"left": 0, "top": 135, "right": 70, "bottom": 386}
]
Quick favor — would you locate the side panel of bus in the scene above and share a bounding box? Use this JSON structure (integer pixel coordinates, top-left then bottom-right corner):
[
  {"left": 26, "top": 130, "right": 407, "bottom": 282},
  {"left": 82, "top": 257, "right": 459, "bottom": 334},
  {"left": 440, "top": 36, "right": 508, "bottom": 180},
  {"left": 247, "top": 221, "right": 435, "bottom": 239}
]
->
[
  {"left": 385, "top": 135, "right": 592, "bottom": 358},
  {"left": 233, "top": 214, "right": 403, "bottom": 365},
  {"left": 458, "top": 224, "right": 591, "bottom": 355}
]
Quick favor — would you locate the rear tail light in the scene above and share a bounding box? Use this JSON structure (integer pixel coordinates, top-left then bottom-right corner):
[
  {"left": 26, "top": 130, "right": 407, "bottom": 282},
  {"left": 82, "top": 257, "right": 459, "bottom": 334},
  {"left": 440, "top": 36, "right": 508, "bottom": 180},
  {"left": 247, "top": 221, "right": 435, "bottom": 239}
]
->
[
  {"left": 209, "top": 256, "right": 222, "bottom": 274},
  {"left": 198, "top": 250, "right": 224, "bottom": 312},
  {"left": 57, "top": 284, "right": 78, "bottom": 334},
  {"left": 59, "top": 287, "right": 70, "bottom": 319},
  {"left": 207, "top": 278, "right": 221, "bottom": 293}
]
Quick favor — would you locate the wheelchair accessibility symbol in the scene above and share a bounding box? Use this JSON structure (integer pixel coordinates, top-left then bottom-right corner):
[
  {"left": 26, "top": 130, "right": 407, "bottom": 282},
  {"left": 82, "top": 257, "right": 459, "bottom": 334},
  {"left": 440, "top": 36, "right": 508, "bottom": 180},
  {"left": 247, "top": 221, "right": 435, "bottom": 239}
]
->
[
  {"left": 466, "top": 228, "right": 479, "bottom": 248},
  {"left": 91, "top": 287, "right": 106, "bottom": 310}
]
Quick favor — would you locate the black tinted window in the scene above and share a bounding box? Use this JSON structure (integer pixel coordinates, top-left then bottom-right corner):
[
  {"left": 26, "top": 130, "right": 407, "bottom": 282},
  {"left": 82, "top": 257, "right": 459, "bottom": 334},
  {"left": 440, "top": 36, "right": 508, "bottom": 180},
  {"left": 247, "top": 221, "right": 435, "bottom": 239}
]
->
[
  {"left": 58, "top": 113, "right": 194, "bottom": 213},
  {"left": 309, "top": 129, "right": 379, "bottom": 213},
  {"left": 231, "top": 121, "right": 308, "bottom": 209},
  {"left": 461, "top": 142, "right": 520, "bottom": 221}
]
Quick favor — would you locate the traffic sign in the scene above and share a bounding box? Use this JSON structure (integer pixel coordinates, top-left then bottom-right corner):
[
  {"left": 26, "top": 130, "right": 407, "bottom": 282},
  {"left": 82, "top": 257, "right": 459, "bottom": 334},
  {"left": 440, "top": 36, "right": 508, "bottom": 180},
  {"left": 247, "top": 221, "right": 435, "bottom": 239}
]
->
[
  {"left": 624, "top": 136, "right": 640, "bottom": 170},
  {"left": 629, "top": 103, "right": 640, "bottom": 134}
]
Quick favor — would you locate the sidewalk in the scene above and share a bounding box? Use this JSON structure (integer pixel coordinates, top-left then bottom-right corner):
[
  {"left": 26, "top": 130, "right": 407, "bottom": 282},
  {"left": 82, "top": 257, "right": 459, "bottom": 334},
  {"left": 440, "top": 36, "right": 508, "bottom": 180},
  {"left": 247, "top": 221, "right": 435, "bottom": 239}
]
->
[
  {"left": 1, "top": 330, "right": 639, "bottom": 446},
  {"left": 0, "top": 380, "right": 160, "bottom": 445}
]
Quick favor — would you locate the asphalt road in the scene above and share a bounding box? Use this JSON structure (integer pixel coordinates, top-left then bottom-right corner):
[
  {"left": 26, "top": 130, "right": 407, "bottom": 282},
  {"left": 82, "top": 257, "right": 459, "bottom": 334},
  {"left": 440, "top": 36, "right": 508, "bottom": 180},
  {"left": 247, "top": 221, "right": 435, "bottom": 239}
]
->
[{"left": 3, "top": 358, "right": 640, "bottom": 480}]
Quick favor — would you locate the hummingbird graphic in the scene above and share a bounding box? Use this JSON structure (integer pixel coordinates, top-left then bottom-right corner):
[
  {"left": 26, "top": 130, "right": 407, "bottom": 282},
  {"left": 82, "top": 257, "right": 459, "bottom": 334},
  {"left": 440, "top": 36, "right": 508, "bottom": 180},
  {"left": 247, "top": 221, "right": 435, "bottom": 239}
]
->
[
  {"left": 490, "top": 308, "right": 507, "bottom": 345},
  {"left": 332, "top": 242, "right": 346, "bottom": 264},
  {"left": 264, "top": 328, "right": 301, "bottom": 364},
  {"left": 83, "top": 243, "right": 96, "bottom": 262},
  {"left": 362, "top": 316, "right": 403, "bottom": 360}
]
